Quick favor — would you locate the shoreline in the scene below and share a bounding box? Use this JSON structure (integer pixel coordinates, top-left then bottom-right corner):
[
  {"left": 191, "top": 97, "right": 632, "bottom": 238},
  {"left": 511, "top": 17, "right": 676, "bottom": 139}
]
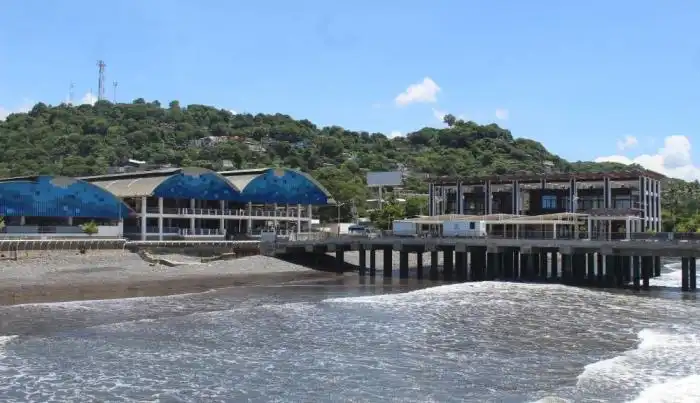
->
[{"left": 0, "top": 251, "right": 340, "bottom": 306}]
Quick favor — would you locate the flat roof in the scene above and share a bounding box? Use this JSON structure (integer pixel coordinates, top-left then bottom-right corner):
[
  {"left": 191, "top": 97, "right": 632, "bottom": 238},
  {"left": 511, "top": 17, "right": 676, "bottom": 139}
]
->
[{"left": 430, "top": 168, "right": 665, "bottom": 185}]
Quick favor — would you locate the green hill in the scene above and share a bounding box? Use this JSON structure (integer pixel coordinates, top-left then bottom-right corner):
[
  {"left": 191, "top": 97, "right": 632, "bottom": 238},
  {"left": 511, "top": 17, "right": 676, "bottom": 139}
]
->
[{"left": 0, "top": 100, "right": 697, "bottom": 231}]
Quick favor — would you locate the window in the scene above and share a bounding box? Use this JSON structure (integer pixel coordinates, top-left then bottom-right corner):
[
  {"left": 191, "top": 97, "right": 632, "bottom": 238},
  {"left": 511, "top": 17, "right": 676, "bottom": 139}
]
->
[
  {"left": 542, "top": 195, "right": 557, "bottom": 209},
  {"left": 469, "top": 222, "right": 475, "bottom": 230}
]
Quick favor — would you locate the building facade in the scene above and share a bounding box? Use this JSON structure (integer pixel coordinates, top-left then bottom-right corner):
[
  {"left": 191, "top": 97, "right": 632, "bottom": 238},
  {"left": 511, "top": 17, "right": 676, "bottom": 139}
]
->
[
  {"left": 428, "top": 169, "right": 664, "bottom": 233},
  {"left": 0, "top": 167, "right": 335, "bottom": 240}
]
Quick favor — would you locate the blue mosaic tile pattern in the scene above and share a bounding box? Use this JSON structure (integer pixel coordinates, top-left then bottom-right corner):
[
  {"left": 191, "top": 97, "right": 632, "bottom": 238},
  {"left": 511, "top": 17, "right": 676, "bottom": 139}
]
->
[
  {"left": 240, "top": 168, "right": 332, "bottom": 205},
  {"left": 0, "top": 176, "right": 133, "bottom": 218},
  {"left": 153, "top": 168, "right": 241, "bottom": 201}
]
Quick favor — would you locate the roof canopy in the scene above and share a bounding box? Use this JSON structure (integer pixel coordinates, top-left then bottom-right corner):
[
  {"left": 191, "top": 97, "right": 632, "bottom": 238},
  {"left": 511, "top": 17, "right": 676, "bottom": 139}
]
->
[
  {"left": 85, "top": 167, "right": 335, "bottom": 205},
  {"left": 0, "top": 176, "right": 133, "bottom": 218}
]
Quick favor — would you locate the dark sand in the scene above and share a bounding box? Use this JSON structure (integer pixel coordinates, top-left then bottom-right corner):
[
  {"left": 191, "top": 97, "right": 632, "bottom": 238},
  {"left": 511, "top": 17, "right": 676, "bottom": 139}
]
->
[{"left": 0, "top": 251, "right": 338, "bottom": 306}]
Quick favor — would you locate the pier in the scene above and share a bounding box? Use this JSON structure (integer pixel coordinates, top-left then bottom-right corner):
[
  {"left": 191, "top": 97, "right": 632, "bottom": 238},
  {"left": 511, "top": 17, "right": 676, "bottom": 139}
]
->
[{"left": 271, "top": 235, "right": 699, "bottom": 291}]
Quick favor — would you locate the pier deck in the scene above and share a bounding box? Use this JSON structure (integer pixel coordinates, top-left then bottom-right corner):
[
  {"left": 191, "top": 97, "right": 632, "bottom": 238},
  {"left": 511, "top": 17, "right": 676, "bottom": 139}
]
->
[{"left": 272, "top": 235, "right": 699, "bottom": 292}]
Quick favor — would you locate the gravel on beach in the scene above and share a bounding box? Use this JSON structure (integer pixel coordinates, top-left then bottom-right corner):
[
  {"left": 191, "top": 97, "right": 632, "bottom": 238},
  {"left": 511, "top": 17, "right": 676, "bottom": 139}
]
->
[{"left": 0, "top": 250, "right": 336, "bottom": 305}]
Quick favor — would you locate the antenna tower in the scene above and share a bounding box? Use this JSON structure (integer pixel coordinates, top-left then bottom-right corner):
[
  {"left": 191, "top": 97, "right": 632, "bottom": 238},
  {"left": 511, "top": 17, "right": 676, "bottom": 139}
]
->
[
  {"left": 112, "top": 81, "right": 118, "bottom": 103},
  {"left": 68, "top": 82, "right": 75, "bottom": 105},
  {"left": 97, "top": 60, "right": 106, "bottom": 101}
]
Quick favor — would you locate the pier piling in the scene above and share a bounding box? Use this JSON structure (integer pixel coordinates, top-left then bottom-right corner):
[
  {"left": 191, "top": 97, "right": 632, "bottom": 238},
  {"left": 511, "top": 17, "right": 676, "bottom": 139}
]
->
[
  {"left": 383, "top": 247, "right": 392, "bottom": 278},
  {"left": 359, "top": 247, "right": 366, "bottom": 276},
  {"left": 416, "top": 252, "right": 424, "bottom": 279},
  {"left": 690, "top": 258, "right": 697, "bottom": 291},
  {"left": 443, "top": 249, "right": 454, "bottom": 281},
  {"left": 399, "top": 251, "right": 409, "bottom": 279},
  {"left": 430, "top": 251, "right": 439, "bottom": 280},
  {"left": 369, "top": 249, "right": 376, "bottom": 276},
  {"left": 641, "top": 256, "right": 652, "bottom": 290}
]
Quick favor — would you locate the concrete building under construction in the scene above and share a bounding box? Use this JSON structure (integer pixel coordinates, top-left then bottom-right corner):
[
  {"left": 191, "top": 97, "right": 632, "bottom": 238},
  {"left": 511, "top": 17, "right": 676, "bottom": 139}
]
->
[{"left": 427, "top": 169, "right": 664, "bottom": 239}]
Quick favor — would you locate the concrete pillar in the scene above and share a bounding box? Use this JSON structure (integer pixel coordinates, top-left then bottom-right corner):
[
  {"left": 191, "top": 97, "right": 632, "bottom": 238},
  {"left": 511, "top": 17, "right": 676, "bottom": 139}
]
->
[
  {"left": 549, "top": 252, "right": 557, "bottom": 281},
  {"left": 67, "top": 216, "right": 73, "bottom": 226},
  {"left": 587, "top": 253, "right": 595, "bottom": 283},
  {"left": 622, "top": 256, "right": 631, "bottom": 285},
  {"left": 561, "top": 254, "right": 573, "bottom": 284},
  {"left": 189, "top": 198, "right": 196, "bottom": 235},
  {"left": 632, "top": 255, "right": 641, "bottom": 290},
  {"left": 501, "top": 250, "right": 514, "bottom": 279},
  {"left": 512, "top": 250, "right": 520, "bottom": 280},
  {"left": 158, "top": 197, "right": 164, "bottom": 241},
  {"left": 456, "top": 251, "right": 468, "bottom": 281},
  {"left": 625, "top": 217, "right": 631, "bottom": 240},
  {"left": 540, "top": 252, "right": 548, "bottom": 280},
  {"left": 247, "top": 202, "right": 253, "bottom": 234},
  {"left": 369, "top": 249, "right": 376, "bottom": 276},
  {"left": 532, "top": 252, "right": 541, "bottom": 280},
  {"left": 335, "top": 249, "right": 344, "bottom": 274},
  {"left": 641, "top": 256, "right": 652, "bottom": 290},
  {"left": 656, "top": 180, "right": 662, "bottom": 232},
  {"left": 296, "top": 204, "right": 302, "bottom": 233},
  {"left": 416, "top": 253, "right": 424, "bottom": 279},
  {"left": 399, "top": 251, "right": 409, "bottom": 279},
  {"left": 690, "top": 258, "right": 697, "bottom": 291},
  {"left": 19, "top": 216, "right": 26, "bottom": 226},
  {"left": 219, "top": 200, "right": 225, "bottom": 235},
  {"left": 587, "top": 217, "right": 592, "bottom": 239},
  {"left": 140, "top": 196, "right": 147, "bottom": 241},
  {"left": 519, "top": 253, "right": 529, "bottom": 280},
  {"left": 383, "top": 248, "right": 393, "bottom": 278},
  {"left": 359, "top": 246, "right": 367, "bottom": 276},
  {"left": 681, "top": 257, "right": 690, "bottom": 291},
  {"left": 443, "top": 249, "right": 454, "bottom": 281},
  {"left": 604, "top": 255, "right": 616, "bottom": 286},
  {"left": 654, "top": 256, "right": 662, "bottom": 277},
  {"left": 486, "top": 252, "right": 499, "bottom": 280},
  {"left": 273, "top": 203, "right": 279, "bottom": 229},
  {"left": 430, "top": 251, "right": 439, "bottom": 280},
  {"left": 596, "top": 253, "right": 604, "bottom": 284}
]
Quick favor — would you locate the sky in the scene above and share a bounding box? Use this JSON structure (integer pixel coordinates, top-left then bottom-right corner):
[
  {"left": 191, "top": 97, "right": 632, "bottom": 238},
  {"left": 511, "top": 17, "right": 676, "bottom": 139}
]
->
[{"left": 1, "top": 0, "right": 700, "bottom": 180}]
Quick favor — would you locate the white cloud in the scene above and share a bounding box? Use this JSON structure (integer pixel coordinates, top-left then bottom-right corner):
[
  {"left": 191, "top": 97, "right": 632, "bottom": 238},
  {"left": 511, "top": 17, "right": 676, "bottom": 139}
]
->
[
  {"left": 616, "top": 135, "right": 638, "bottom": 151},
  {"left": 395, "top": 77, "right": 441, "bottom": 106},
  {"left": 228, "top": 109, "right": 237, "bottom": 115},
  {"left": 0, "top": 100, "right": 33, "bottom": 121},
  {"left": 495, "top": 108, "right": 509, "bottom": 121},
  {"left": 388, "top": 130, "right": 403, "bottom": 138},
  {"left": 81, "top": 92, "right": 98, "bottom": 105},
  {"left": 595, "top": 135, "right": 700, "bottom": 181},
  {"left": 432, "top": 108, "right": 446, "bottom": 122}
]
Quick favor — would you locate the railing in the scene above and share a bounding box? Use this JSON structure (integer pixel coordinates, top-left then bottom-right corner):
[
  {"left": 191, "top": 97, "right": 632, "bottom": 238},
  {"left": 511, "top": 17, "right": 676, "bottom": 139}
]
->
[
  {"left": 278, "top": 230, "right": 700, "bottom": 244},
  {"left": 180, "top": 228, "right": 223, "bottom": 236},
  {"left": 140, "top": 207, "right": 308, "bottom": 218}
]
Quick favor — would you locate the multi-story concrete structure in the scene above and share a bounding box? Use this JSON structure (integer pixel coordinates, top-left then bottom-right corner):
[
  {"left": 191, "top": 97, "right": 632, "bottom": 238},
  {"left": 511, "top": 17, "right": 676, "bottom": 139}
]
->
[
  {"left": 0, "top": 167, "right": 335, "bottom": 240},
  {"left": 428, "top": 169, "right": 664, "bottom": 235}
]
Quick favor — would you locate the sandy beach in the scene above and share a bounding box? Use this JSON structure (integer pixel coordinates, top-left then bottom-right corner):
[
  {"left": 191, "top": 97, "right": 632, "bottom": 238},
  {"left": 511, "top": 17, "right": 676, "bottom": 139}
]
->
[{"left": 0, "top": 250, "right": 339, "bottom": 306}]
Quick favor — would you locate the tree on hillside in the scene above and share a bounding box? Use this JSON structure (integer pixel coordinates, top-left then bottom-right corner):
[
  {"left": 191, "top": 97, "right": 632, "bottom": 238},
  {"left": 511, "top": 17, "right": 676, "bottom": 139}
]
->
[{"left": 0, "top": 99, "right": 695, "bottom": 226}]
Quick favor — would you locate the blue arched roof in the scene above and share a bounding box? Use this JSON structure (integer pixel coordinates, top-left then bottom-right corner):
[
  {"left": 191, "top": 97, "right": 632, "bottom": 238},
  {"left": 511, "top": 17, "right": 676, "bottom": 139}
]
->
[
  {"left": 239, "top": 168, "right": 334, "bottom": 205},
  {"left": 0, "top": 176, "right": 133, "bottom": 218},
  {"left": 152, "top": 167, "right": 242, "bottom": 201}
]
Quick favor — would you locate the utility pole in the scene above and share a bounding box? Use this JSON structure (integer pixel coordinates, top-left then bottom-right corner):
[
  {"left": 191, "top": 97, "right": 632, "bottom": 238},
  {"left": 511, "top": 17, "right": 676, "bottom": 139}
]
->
[{"left": 112, "top": 81, "right": 118, "bottom": 103}]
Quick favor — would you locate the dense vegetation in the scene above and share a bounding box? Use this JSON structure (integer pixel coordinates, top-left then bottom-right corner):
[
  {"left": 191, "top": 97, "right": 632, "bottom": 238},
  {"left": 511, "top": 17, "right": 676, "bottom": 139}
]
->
[{"left": 0, "top": 100, "right": 697, "bottom": 230}]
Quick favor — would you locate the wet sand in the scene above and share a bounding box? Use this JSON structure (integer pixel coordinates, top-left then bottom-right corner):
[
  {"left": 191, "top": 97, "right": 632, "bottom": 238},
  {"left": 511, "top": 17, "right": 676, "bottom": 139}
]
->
[{"left": 0, "top": 251, "right": 338, "bottom": 306}]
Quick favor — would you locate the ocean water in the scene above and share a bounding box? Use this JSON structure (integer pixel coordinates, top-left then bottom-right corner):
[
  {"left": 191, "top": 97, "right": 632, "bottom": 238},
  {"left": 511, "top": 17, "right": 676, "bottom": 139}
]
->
[{"left": 0, "top": 262, "right": 698, "bottom": 402}]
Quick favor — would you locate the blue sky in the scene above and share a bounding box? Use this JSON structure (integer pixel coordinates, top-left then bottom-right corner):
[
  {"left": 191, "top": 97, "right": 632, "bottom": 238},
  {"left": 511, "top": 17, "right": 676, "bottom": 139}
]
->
[{"left": 1, "top": 0, "right": 700, "bottom": 179}]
